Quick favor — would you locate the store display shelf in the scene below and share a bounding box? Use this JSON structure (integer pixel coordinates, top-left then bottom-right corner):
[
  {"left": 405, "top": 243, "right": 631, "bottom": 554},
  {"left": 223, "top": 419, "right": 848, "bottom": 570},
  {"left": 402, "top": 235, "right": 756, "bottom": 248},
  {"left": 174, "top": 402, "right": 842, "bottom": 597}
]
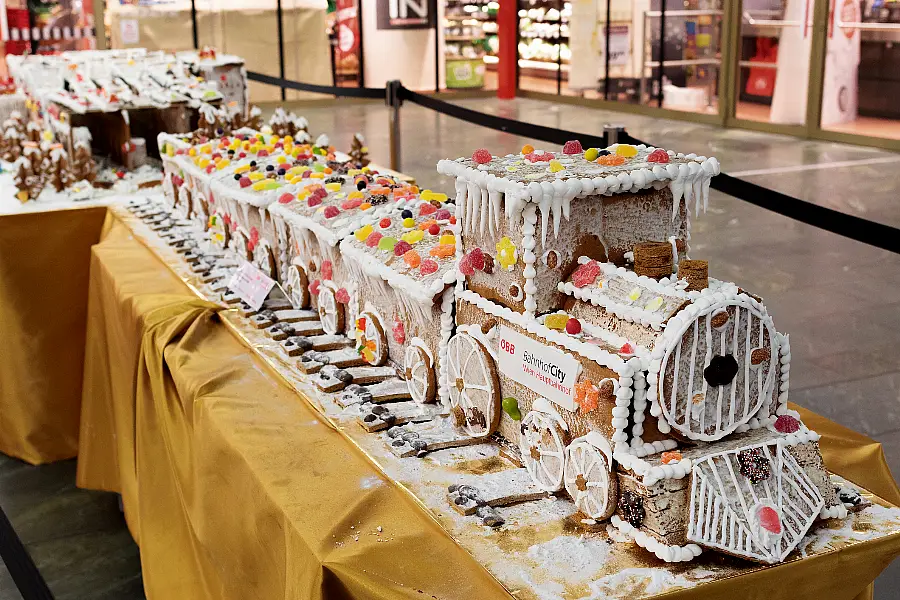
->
[
  {"left": 445, "top": 36, "right": 486, "bottom": 42},
  {"left": 517, "top": 58, "right": 570, "bottom": 71}
]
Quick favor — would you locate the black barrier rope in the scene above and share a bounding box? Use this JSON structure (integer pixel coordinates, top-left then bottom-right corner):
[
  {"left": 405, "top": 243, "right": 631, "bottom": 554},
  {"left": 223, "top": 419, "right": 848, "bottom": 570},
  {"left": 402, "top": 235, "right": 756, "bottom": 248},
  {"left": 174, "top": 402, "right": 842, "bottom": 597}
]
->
[
  {"left": 0, "top": 504, "right": 55, "bottom": 599},
  {"left": 246, "top": 71, "right": 384, "bottom": 100},
  {"left": 246, "top": 72, "right": 900, "bottom": 255}
]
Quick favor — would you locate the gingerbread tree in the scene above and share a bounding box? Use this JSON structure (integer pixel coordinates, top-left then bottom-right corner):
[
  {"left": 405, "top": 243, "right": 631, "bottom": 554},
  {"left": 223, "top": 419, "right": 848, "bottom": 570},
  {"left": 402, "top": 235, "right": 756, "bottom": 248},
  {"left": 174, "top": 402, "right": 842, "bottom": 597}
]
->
[
  {"left": 349, "top": 133, "right": 370, "bottom": 167},
  {"left": 49, "top": 146, "right": 75, "bottom": 192},
  {"left": 1, "top": 125, "right": 23, "bottom": 162},
  {"left": 13, "top": 159, "right": 31, "bottom": 201},
  {"left": 71, "top": 143, "right": 97, "bottom": 184}
]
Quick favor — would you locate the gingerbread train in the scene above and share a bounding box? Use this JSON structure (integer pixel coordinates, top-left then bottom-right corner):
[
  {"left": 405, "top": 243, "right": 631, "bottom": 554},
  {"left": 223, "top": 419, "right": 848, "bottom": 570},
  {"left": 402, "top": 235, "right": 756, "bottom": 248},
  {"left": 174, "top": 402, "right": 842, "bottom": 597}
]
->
[{"left": 157, "top": 128, "right": 852, "bottom": 566}]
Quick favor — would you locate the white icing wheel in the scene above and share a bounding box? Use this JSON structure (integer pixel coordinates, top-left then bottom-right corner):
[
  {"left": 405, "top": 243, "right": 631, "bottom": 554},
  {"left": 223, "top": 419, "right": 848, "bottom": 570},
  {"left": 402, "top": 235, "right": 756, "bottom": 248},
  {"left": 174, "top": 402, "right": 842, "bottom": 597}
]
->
[{"left": 447, "top": 332, "right": 499, "bottom": 438}]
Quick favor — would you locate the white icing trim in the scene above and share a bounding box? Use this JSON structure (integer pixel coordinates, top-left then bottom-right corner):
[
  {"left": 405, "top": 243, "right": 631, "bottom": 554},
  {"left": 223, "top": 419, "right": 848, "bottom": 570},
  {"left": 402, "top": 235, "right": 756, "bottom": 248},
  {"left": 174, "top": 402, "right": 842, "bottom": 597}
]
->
[
  {"left": 531, "top": 397, "right": 569, "bottom": 431},
  {"left": 820, "top": 504, "right": 849, "bottom": 520},
  {"left": 437, "top": 288, "right": 455, "bottom": 407},
  {"left": 611, "top": 515, "right": 702, "bottom": 563},
  {"left": 582, "top": 431, "right": 613, "bottom": 467}
]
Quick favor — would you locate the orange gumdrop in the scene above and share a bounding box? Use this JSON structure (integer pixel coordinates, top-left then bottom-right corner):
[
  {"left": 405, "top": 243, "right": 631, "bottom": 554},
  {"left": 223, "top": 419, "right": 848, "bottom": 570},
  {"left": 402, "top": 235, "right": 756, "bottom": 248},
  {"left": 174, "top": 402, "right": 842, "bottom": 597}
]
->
[
  {"left": 597, "top": 154, "right": 627, "bottom": 166},
  {"left": 403, "top": 250, "right": 421, "bottom": 268},
  {"left": 522, "top": 144, "right": 535, "bottom": 155},
  {"left": 661, "top": 451, "right": 683, "bottom": 464},
  {"left": 429, "top": 244, "right": 455, "bottom": 259},
  {"left": 418, "top": 219, "right": 438, "bottom": 231},
  {"left": 359, "top": 202, "right": 372, "bottom": 210}
]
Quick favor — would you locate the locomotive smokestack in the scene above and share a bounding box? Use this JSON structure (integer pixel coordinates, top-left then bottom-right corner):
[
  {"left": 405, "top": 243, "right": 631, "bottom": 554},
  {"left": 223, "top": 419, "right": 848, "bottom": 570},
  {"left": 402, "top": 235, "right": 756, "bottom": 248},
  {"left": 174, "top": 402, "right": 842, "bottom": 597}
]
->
[
  {"left": 633, "top": 241, "right": 674, "bottom": 280},
  {"left": 678, "top": 259, "right": 709, "bottom": 291}
]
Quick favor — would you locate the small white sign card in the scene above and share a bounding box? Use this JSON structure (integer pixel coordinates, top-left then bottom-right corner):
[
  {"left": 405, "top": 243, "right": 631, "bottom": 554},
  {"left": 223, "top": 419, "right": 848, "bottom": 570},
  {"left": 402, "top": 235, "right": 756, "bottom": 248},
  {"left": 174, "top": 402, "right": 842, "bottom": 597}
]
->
[
  {"left": 497, "top": 325, "right": 582, "bottom": 411},
  {"left": 228, "top": 262, "right": 275, "bottom": 312}
]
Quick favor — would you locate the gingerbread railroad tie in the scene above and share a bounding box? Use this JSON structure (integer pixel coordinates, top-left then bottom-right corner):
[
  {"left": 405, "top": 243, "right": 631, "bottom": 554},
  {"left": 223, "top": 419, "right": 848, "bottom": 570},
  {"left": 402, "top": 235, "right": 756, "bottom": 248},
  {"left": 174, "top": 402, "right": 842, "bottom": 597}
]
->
[
  {"left": 239, "top": 297, "right": 293, "bottom": 318},
  {"left": 447, "top": 468, "right": 547, "bottom": 520},
  {"left": 385, "top": 419, "right": 485, "bottom": 459},
  {"left": 281, "top": 334, "right": 352, "bottom": 357},
  {"left": 357, "top": 400, "right": 440, "bottom": 433},
  {"left": 297, "top": 347, "right": 365, "bottom": 374},
  {"left": 633, "top": 241, "right": 674, "bottom": 279},
  {"left": 336, "top": 379, "right": 411, "bottom": 408},
  {"left": 312, "top": 365, "right": 396, "bottom": 393}
]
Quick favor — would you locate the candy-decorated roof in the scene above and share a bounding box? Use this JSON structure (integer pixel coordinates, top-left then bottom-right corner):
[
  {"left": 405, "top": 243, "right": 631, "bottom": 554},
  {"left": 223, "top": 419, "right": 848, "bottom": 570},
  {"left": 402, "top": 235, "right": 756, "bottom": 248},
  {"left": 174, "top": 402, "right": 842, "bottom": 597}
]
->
[{"left": 340, "top": 193, "right": 458, "bottom": 304}]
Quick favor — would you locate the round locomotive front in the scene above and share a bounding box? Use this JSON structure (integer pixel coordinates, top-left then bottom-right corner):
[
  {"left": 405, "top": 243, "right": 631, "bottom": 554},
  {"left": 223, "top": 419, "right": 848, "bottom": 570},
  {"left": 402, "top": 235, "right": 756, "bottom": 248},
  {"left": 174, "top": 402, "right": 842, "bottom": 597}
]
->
[{"left": 649, "top": 291, "right": 781, "bottom": 442}]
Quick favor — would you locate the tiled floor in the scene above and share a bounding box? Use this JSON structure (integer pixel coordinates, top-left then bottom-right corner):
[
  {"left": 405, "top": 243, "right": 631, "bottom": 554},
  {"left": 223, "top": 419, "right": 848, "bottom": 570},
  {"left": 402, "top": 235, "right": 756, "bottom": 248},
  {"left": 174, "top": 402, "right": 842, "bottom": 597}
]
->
[{"left": 2, "top": 95, "right": 898, "bottom": 599}]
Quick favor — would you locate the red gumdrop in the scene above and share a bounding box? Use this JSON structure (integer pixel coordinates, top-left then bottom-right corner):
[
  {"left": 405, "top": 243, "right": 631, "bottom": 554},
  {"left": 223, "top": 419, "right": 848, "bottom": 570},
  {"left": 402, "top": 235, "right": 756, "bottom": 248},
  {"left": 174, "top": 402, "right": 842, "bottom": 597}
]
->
[
  {"left": 278, "top": 193, "right": 294, "bottom": 204},
  {"left": 472, "top": 148, "right": 492, "bottom": 164},
  {"left": 335, "top": 288, "right": 350, "bottom": 303},
  {"left": 467, "top": 248, "right": 485, "bottom": 271},
  {"left": 774, "top": 415, "right": 801, "bottom": 434},
  {"left": 620, "top": 342, "right": 634, "bottom": 355},
  {"left": 341, "top": 198, "right": 362, "bottom": 210},
  {"left": 419, "top": 203, "right": 437, "bottom": 215},
  {"left": 323, "top": 206, "right": 340, "bottom": 219},
  {"left": 257, "top": 149, "right": 269, "bottom": 157},
  {"left": 562, "top": 140, "right": 583, "bottom": 155},
  {"left": 647, "top": 148, "right": 670, "bottom": 164},
  {"left": 571, "top": 260, "right": 601, "bottom": 288},
  {"left": 238, "top": 152, "right": 247, "bottom": 159},
  {"left": 211, "top": 153, "right": 222, "bottom": 161},
  {"left": 392, "top": 321, "right": 405, "bottom": 344},
  {"left": 205, "top": 165, "right": 215, "bottom": 174},
  {"left": 365, "top": 232, "right": 383, "bottom": 247},
  {"left": 565, "top": 318, "right": 582, "bottom": 335},
  {"left": 525, "top": 151, "right": 555, "bottom": 163},
  {"left": 308, "top": 195, "right": 323, "bottom": 207},
  {"left": 435, "top": 208, "right": 451, "bottom": 221},
  {"left": 459, "top": 254, "right": 475, "bottom": 277},
  {"left": 321, "top": 260, "right": 333, "bottom": 280},
  {"left": 309, "top": 279, "right": 321, "bottom": 296},
  {"left": 420, "top": 260, "right": 439, "bottom": 275},
  {"left": 428, "top": 223, "right": 440, "bottom": 235},
  {"left": 757, "top": 506, "right": 782, "bottom": 534},
  {"left": 239, "top": 177, "right": 252, "bottom": 188},
  {"left": 393, "top": 240, "right": 412, "bottom": 256},
  {"left": 379, "top": 218, "right": 392, "bottom": 229}
]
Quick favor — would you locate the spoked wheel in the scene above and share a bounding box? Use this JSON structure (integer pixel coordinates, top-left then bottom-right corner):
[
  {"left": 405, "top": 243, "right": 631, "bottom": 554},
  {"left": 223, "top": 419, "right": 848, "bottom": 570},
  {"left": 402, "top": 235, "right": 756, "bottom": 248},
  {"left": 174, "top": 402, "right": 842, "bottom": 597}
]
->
[
  {"left": 254, "top": 240, "right": 277, "bottom": 280},
  {"left": 447, "top": 332, "right": 500, "bottom": 438},
  {"left": 286, "top": 263, "right": 309, "bottom": 309},
  {"left": 355, "top": 311, "right": 387, "bottom": 366},
  {"left": 405, "top": 345, "right": 436, "bottom": 404},
  {"left": 520, "top": 410, "right": 567, "bottom": 493},
  {"left": 208, "top": 213, "right": 230, "bottom": 251},
  {"left": 318, "top": 287, "right": 344, "bottom": 335},
  {"left": 563, "top": 438, "right": 617, "bottom": 519}
]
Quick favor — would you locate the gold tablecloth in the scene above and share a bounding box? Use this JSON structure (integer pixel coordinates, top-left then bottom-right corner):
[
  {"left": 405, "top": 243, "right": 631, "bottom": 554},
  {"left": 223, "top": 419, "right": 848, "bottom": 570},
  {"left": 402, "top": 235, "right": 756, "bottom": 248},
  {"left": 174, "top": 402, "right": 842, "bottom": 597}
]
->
[
  {"left": 0, "top": 206, "right": 108, "bottom": 464},
  {"left": 70, "top": 209, "right": 900, "bottom": 600}
]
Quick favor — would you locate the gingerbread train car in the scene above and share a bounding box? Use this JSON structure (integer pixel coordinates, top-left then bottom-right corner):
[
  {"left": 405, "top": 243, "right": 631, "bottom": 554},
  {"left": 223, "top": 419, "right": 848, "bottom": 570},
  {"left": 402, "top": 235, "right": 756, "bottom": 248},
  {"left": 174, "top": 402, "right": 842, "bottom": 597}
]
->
[{"left": 438, "top": 142, "right": 846, "bottom": 564}]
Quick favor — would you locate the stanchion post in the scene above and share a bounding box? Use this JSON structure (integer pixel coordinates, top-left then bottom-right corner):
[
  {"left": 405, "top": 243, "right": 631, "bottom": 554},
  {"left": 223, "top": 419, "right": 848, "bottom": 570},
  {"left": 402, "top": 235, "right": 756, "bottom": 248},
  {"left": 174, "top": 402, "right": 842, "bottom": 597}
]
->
[
  {"left": 604, "top": 123, "right": 626, "bottom": 146},
  {"left": 386, "top": 80, "right": 403, "bottom": 173}
]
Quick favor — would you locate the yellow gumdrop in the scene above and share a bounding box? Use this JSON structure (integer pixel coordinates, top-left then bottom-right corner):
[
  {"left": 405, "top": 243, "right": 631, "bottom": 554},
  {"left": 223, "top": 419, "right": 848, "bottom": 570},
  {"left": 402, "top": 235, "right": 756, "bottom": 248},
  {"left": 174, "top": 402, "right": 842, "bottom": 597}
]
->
[
  {"left": 627, "top": 287, "right": 642, "bottom": 302},
  {"left": 310, "top": 172, "right": 325, "bottom": 179},
  {"left": 549, "top": 159, "right": 564, "bottom": 173},
  {"left": 496, "top": 237, "right": 518, "bottom": 270},
  {"left": 325, "top": 182, "right": 342, "bottom": 192},
  {"left": 284, "top": 135, "right": 293, "bottom": 144},
  {"left": 584, "top": 148, "right": 599, "bottom": 161},
  {"left": 401, "top": 230, "right": 425, "bottom": 244},
  {"left": 355, "top": 224, "right": 373, "bottom": 242},
  {"left": 615, "top": 144, "right": 638, "bottom": 157},
  {"left": 188, "top": 148, "right": 197, "bottom": 157},
  {"left": 545, "top": 313, "right": 569, "bottom": 330},
  {"left": 348, "top": 169, "right": 362, "bottom": 176},
  {"left": 277, "top": 155, "right": 288, "bottom": 164},
  {"left": 403, "top": 217, "right": 416, "bottom": 228},
  {"left": 166, "top": 144, "right": 175, "bottom": 157},
  {"left": 216, "top": 159, "right": 231, "bottom": 170},
  {"left": 248, "top": 172, "right": 265, "bottom": 182},
  {"left": 251, "top": 181, "right": 267, "bottom": 191},
  {"left": 198, "top": 158, "right": 211, "bottom": 168},
  {"left": 348, "top": 190, "right": 365, "bottom": 200},
  {"left": 439, "top": 234, "right": 456, "bottom": 246}
]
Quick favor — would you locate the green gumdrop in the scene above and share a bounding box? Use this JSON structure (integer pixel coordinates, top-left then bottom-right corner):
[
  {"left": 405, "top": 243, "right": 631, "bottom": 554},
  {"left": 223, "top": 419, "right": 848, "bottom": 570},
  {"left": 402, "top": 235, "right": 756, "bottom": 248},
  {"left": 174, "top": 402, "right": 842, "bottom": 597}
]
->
[
  {"left": 314, "top": 162, "right": 325, "bottom": 172},
  {"left": 378, "top": 236, "right": 398, "bottom": 251},
  {"left": 502, "top": 397, "right": 522, "bottom": 421}
]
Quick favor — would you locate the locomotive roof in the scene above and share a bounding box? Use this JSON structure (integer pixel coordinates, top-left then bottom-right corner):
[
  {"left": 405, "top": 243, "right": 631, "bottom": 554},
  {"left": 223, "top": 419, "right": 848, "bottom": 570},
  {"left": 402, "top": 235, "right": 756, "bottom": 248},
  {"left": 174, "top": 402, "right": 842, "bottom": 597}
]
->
[
  {"left": 437, "top": 143, "right": 720, "bottom": 238},
  {"left": 340, "top": 196, "right": 459, "bottom": 304}
]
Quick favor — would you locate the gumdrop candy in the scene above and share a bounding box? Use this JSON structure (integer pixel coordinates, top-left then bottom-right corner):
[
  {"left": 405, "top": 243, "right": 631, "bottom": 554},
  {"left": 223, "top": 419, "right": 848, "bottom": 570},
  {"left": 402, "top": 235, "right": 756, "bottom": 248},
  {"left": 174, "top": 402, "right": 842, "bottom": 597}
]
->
[
  {"left": 549, "top": 160, "right": 564, "bottom": 173},
  {"left": 419, "top": 260, "right": 439, "bottom": 275},
  {"left": 472, "top": 148, "right": 492, "bottom": 164},
  {"left": 645, "top": 296, "right": 664, "bottom": 312},
  {"left": 308, "top": 195, "right": 323, "bottom": 207},
  {"left": 435, "top": 208, "right": 451, "bottom": 221},
  {"left": 439, "top": 234, "right": 456, "bottom": 246},
  {"left": 565, "top": 318, "right": 581, "bottom": 335},
  {"left": 365, "top": 232, "right": 383, "bottom": 247},
  {"left": 562, "top": 140, "right": 583, "bottom": 155},
  {"left": 574, "top": 380, "right": 599, "bottom": 412},
  {"left": 459, "top": 254, "right": 475, "bottom": 277},
  {"left": 467, "top": 248, "right": 485, "bottom": 271},
  {"left": 496, "top": 237, "right": 518, "bottom": 270},
  {"left": 615, "top": 144, "right": 638, "bottom": 157},
  {"left": 278, "top": 193, "right": 294, "bottom": 204},
  {"left": 323, "top": 206, "right": 340, "bottom": 219},
  {"left": 661, "top": 451, "right": 682, "bottom": 464},
  {"left": 501, "top": 397, "right": 522, "bottom": 421},
  {"left": 403, "top": 250, "right": 421, "bottom": 268},
  {"left": 355, "top": 224, "right": 373, "bottom": 242},
  {"left": 419, "top": 203, "right": 437, "bottom": 216},
  {"left": 757, "top": 505, "right": 782, "bottom": 535},
  {"left": 341, "top": 198, "right": 362, "bottom": 210},
  {"left": 774, "top": 415, "right": 801, "bottom": 434},
  {"left": 321, "top": 260, "right": 333, "bottom": 280},
  {"left": 597, "top": 154, "right": 627, "bottom": 166},
  {"left": 309, "top": 279, "right": 321, "bottom": 296},
  {"left": 379, "top": 218, "right": 392, "bottom": 228},
  {"left": 393, "top": 240, "right": 412, "bottom": 256},
  {"left": 429, "top": 244, "right": 455, "bottom": 259},
  {"left": 583, "top": 148, "right": 599, "bottom": 161},
  {"left": 403, "top": 217, "right": 416, "bottom": 228},
  {"left": 619, "top": 342, "right": 634, "bottom": 355},
  {"left": 571, "top": 260, "right": 601, "bottom": 288},
  {"left": 627, "top": 287, "right": 642, "bottom": 302},
  {"left": 392, "top": 321, "right": 405, "bottom": 344},
  {"left": 647, "top": 148, "right": 670, "bottom": 164},
  {"left": 335, "top": 288, "right": 350, "bottom": 304},
  {"left": 401, "top": 229, "right": 425, "bottom": 244},
  {"left": 239, "top": 176, "right": 252, "bottom": 188},
  {"left": 521, "top": 144, "right": 535, "bottom": 155},
  {"left": 428, "top": 223, "right": 440, "bottom": 235},
  {"left": 525, "top": 151, "right": 555, "bottom": 163},
  {"left": 378, "top": 237, "right": 397, "bottom": 252},
  {"left": 545, "top": 313, "right": 569, "bottom": 330}
]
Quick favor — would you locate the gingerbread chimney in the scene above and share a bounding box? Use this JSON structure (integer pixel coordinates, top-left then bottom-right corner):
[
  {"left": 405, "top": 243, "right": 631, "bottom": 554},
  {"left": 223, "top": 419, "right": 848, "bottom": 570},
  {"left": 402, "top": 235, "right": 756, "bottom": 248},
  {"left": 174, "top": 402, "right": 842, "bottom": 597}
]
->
[
  {"left": 633, "top": 241, "right": 674, "bottom": 279},
  {"left": 678, "top": 259, "right": 709, "bottom": 291}
]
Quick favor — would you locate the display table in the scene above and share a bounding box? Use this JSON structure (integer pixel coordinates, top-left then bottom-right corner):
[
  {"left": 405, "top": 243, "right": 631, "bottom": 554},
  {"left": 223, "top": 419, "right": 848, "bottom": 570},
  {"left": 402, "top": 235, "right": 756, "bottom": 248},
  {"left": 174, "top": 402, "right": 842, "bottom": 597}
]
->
[{"left": 71, "top": 203, "right": 900, "bottom": 600}]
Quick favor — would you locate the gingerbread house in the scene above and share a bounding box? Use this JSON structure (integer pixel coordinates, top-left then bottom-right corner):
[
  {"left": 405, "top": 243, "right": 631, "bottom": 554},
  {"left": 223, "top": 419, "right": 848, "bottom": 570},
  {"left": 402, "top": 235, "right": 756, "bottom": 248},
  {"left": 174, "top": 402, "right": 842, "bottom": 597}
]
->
[{"left": 437, "top": 142, "right": 844, "bottom": 564}]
